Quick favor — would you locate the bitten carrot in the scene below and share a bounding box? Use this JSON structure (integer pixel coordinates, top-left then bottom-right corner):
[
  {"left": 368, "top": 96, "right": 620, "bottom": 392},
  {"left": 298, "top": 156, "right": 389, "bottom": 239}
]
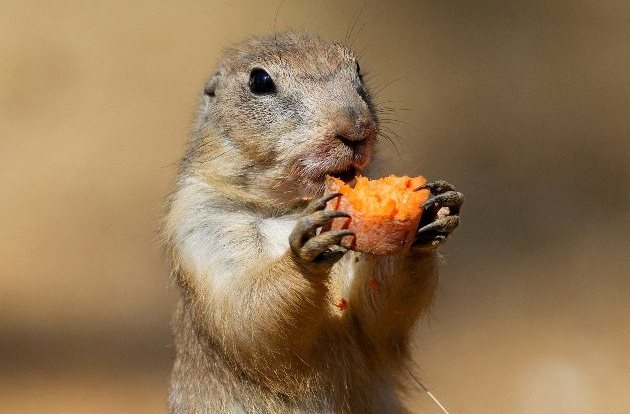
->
[{"left": 325, "top": 175, "right": 430, "bottom": 255}]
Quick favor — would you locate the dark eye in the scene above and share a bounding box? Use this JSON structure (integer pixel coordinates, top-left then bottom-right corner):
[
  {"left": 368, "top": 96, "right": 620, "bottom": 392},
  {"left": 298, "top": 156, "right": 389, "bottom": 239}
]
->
[{"left": 249, "top": 68, "right": 276, "bottom": 95}]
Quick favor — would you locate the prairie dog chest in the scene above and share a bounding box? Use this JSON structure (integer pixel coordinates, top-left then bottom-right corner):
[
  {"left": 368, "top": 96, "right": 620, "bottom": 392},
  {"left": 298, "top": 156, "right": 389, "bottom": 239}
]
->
[{"left": 257, "top": 215, "right": 297, "bottom": 257}]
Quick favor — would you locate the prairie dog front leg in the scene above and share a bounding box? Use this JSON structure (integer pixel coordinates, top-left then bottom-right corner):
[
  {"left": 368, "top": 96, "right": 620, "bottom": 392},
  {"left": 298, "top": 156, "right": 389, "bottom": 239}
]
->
[{"left": 342, "top": 250, "right": 439, "bottom": 355}]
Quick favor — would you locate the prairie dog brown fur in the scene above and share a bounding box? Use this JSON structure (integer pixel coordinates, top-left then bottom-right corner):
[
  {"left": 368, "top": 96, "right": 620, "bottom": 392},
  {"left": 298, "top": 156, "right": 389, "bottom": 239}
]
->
[{"left": 163, "top": 33, "right": 463, "bottom": 413}]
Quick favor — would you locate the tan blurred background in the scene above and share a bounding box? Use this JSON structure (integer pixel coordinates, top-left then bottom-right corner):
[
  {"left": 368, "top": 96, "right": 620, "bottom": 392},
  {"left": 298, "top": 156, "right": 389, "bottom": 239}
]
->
[{"left": 1, "top": 1, "right": 629, "bottom": 413}]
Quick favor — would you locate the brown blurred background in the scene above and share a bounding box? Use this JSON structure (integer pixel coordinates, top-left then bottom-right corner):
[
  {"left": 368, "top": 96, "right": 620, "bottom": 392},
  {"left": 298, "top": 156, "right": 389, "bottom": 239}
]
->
[{"left": 1, "top": 1, "right": 629, "bottom": 413}]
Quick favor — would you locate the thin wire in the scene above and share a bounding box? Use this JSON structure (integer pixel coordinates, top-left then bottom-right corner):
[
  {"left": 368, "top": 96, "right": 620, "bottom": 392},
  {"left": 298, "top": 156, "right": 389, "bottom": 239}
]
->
[{"left": 406, "top": 367, "right": 451, "bottom": 414}]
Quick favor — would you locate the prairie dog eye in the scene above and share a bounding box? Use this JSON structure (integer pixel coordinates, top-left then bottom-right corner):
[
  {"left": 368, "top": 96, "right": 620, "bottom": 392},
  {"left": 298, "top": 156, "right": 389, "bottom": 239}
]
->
[{"left": 249, "top": 68, "right": 276, "bottom": 95}]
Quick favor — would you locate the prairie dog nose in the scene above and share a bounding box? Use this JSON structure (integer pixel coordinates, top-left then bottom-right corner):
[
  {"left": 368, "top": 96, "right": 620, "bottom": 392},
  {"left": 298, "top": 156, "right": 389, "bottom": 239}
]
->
[{"left": 334, "top": 116, "right": 376, "bottom": 148}]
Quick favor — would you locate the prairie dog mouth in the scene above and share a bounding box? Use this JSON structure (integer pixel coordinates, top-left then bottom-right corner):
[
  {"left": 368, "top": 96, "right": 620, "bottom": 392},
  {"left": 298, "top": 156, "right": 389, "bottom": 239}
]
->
[{"left": 330, "top": 165, "right": 357, "bottom": 184}]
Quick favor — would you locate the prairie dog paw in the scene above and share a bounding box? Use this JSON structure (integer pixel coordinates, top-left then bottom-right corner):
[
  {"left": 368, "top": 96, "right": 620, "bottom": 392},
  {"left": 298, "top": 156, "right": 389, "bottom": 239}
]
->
[
  {"left": 413, "top": 180, "right": 463, "bottom": 250},
  {"left": 289, "top": 193, "right": 353, "bottom": 268}
]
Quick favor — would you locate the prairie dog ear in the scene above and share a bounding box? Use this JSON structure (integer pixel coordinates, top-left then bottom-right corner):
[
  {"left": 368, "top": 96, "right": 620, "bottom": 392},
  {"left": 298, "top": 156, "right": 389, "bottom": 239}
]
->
[{"left": 204, "top": 72, "right": 220, "bottom": 98}]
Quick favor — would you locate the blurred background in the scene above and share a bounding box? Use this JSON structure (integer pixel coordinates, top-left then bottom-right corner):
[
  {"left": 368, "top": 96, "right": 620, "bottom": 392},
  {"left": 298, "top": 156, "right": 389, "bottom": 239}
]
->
[{"left": 1, "top": 1, "right": 629, "bottom": 412}]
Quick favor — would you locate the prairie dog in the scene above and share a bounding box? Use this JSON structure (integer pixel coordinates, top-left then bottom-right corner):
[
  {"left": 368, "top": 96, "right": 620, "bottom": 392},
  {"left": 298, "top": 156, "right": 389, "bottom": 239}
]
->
[{"left": 163, "top": 33, "right": 463, "bottom": 413}]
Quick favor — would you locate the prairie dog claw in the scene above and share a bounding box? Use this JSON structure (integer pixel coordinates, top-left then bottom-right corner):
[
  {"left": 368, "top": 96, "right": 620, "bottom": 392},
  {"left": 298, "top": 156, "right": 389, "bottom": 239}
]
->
[
  {"left": 290, "top": 194, "right": 352, "bottom": 267},
  {"left": 413, "top": 180, "right": 463, "bottom": 249}
]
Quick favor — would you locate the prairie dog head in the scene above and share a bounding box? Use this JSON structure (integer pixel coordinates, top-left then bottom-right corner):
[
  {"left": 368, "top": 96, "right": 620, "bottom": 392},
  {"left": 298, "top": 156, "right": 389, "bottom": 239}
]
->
[{"left": 190, "top": 33, "right": 378, "bottom": 209}]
